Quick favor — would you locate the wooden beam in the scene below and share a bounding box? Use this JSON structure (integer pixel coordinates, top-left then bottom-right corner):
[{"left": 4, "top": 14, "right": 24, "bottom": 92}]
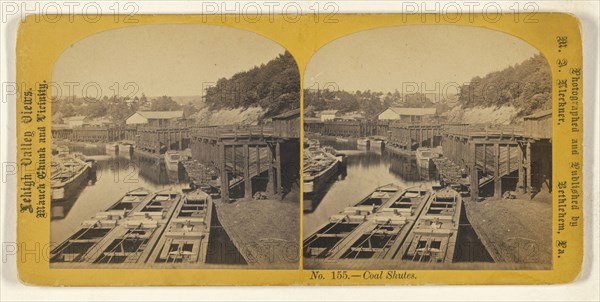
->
[
  {"left": 483, "top": 144, "right": 487, "bottom": 174},
  {"left": 494, "top": 143, "right": 502, "bottom": 198},
  {"left": 231, "top": 145, "right": 238, "bottom": 178},
  {"left": 267, "top": 144, "right": 275, "bottom": 195},
  {"left": 518, "top": 143, "right": 525, "bottom": 194},
  {"left": 526, "top": 142, "right": 532, "bottom": 198},
  {"left": 470, "top": 142, "right": 479, "bottom": 201},
  {"left": 243, "top": 144, "right": 252, "bottom": 200},
  {"left": 429, "top": 128, "right": 433, "bottom": 147},
  {"left": 276, "top": 142, "right": 282, "bottom": 198},
  {"left": 179, "top": 129, "right": 183, "bottom": 150},
  {"left": 256, "top": 145, "right": 261, "bottom": 177},
  {"left": 220, "top": 143, "right": 229, "bottom": 202}
]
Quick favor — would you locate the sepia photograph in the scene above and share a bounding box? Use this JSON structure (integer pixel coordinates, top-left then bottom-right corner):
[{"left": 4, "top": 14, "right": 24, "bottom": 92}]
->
[
  {"left": 48, "top": 25, "right": 301, "bottom": 269},
  {"left": 302, "top": 25, "right": 553, "bottom": 269}
]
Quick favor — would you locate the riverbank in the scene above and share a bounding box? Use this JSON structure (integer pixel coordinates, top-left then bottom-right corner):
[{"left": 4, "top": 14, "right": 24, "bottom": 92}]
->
[
  {"left": 464, "top": 192, "right": 552, "bottom": 268},
  {"left": 214, "top": 191, "right": 300, "bottom": 269}
]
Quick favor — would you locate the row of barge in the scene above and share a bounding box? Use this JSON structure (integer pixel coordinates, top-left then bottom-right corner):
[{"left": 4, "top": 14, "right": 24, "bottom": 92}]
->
[
  {"left": 49, "top": 142, "right": 222, "bottom": 266},
  {"left": 51, "top": 137, "right": 467, "bottom": 267},
  {"left": 50, "top": 187, "right": 214, "bottom": 267},
  {"left": 303, "top": 184, "right": 463, "bottom": 266},
  {"left": 303, "top": 139, "right": 346, "bottom": 211}
]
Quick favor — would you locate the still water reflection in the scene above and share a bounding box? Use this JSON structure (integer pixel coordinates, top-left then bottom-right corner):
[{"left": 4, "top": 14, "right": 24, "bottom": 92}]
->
[
  {"left": 303, "top": 137, "right": 438, "bottom": 239},
  {"left": 50, "top": 144, "right": 186, "bottom": 245}
]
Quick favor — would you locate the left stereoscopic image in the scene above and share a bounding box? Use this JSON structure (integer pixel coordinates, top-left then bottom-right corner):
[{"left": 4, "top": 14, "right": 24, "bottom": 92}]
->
[{"left": 49, "top": 25, "right": 300, "bottom": 269}]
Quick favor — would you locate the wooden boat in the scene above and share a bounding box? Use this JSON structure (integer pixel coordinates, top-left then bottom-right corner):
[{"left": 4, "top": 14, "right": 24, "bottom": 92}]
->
[
  {"left": 335, "top": 137, "right": 349, "bottom": 142},
  {"left": 304, "top": 185, "right": 433, "bottom": 262},
  {"left": 416, "top": 148, "right": 440, "bottom": 171},
  {"left": 356, "top": 137, "right": 369, "bottom": 146},
  {"left": 105, "top": 142, "right": 119, "bottom": 152},
  {"left": 181, "top": 160, "right": 221, "bottom": 197},
  {"left": 90, "top": 190, "right": 181, "bottom": 265},
  {"left": 149, "top": 190, "right": 213, "bottom": 265},
  {"left": 323, "top": 146, "right": 346, "bottom": 164},
  {"left": 399, "top": 187, "right": 463, "bottom": 263},
  {"left": 308, "top": 138, "right": 321, "bottom": 147},
  {"left": 51, "top": 153, "right": 90, "bottom": 202},
  {"left": 118, "top": 141, "right": 133, "bottom": 153},
  {"left": 369, "top": 137, "right": 384, "bottom": 148},
  {"left": 384, "top": 143, "right": 415, "bottom": 156},
  {"left": 303, "top": 184, "right": 402, "bottom": 258},
  {"left": 303, "top": 146, "right": 339, "bottom": 195},
  {"left": 164, "top": 150, "right": 181, "bottom": 173},
  {"left": 329, "top": 187, "right": 431, "bottom": 260},
  {"left": 55, "top": 145, "right": 69, "bottom": 155},
  {"left": 50, "top": 188, "right": 151, "bottom": 263},
  {"left": 303, "top": 215, "right": 365, "bottom": 258}
]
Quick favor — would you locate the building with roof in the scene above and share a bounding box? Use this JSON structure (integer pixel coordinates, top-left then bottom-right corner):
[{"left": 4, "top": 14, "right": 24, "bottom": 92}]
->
[
  {"left": 338, "top": 111, "right": 364, "bottom": 120},
  {"left": 272, "top": 108, "right": 300, "bottom": 139},
  {"left": 126, "top": 111, "right": 184, "bottom": 127},
  {"left": 523, "top": 109, "right": 552, "bottom": 140},
  {"left": 62, "top": 115, "right": 87, "bottom": 127},
  {"left": 86, "top": 117, "right": 112, "bottom": 127},
  {"left": 377, "top": 107, "right": 437, "bottom": 122},
  {"left": 319, "top": 110, "right": 338, "bottom": 122}
]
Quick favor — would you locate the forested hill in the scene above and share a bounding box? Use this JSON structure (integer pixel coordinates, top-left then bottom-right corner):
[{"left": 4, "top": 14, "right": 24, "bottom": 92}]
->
[
  {"left": 457, "top": 54, "right": 551, "bottom": 117},
  {"left": 204, "top": 51, "right": 300, "bottom": 119}
]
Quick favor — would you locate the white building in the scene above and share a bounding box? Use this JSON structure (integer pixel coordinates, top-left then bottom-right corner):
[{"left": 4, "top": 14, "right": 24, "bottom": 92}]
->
[
  {"left": 378, "top": 107, "right": 437, "bottom": 122},
  {"left": 126, "top": 111, "right": 184, "bottom": 127},
  {"left": 62, "top": 115, "right": 87, "bottom": 127},
  {"left": 319, "top": 110, "right": 338, "bottom": 122}
]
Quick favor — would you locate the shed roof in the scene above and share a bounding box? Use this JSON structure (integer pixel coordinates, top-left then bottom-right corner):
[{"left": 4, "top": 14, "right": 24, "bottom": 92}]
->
[
  {"left": 303, "top": 117, "right": 322, "bottom": 124},
  {"left": 133, "top": 111, "right": 184, "bottom": 119},
  {"left": 524, "top": 109, "right": 552, "bottom": 120},
  {"left": 63, "top": 115, "right": 87, "bottom": 121},
  {"left": 387, "top": 107, "right": 437, "bottom": 116},
  {"left": 273, "top": 108, "right": 300, "bottom": 120}
]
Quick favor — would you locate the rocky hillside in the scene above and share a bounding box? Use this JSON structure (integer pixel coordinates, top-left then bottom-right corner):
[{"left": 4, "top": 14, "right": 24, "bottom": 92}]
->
[{"left": 457, "top": 53, "right": 551, "bottom": 120}]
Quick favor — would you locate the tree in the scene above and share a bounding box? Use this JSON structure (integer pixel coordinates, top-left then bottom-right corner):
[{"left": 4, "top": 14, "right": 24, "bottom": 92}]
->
[
  {"left": 151, "top": 96, "right": 181, "bottom": 111},
  {"left": 203, "top": 51, "right": 300, "bottom": 119},
  {"left": 403, "top": 93, "right": 434, "bottom": 107},
  {"left": 181, "top": 102, "right": 200, "bottom": 116},
  {"left": 140, "top": 93, "right": 148, "bottom": 105},
  {"left": 61, "top": 104, "right": 76, "bottom": 117},
  {"left": 457, "top": 53, "right": 551, "bottom": 116},
  {"left": 84, "top": 101, "right": 108, "bottom": 118},
  {"left": 108, "top": 100, "right": 133, "bottom": 125}
]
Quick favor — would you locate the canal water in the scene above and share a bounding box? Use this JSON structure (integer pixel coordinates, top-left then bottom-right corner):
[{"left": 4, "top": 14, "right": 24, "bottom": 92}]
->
[
  {"left": 50, "top": 143, "right": 245, "bottom": 264},
  {"left": 303, "top": 137, "right": 438, "bottom": 238},
  {"left": 50, "top": 144, "right": 185, "bottom": 245},
  {"left": 302, "top": 136, "right": 493, "bottom": 263}
]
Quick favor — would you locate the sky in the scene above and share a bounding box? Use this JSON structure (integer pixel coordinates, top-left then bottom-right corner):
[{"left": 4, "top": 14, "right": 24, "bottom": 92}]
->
[
  {"left": 305, "top": 25, "right": 542, "bottom": 96},
  {"left": 52, "top": 24, "right": 286, "bottom": 98}
]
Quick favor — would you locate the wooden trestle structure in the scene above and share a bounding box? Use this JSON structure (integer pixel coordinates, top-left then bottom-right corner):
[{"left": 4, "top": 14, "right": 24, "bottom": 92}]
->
[
  {"left": 51, "top": 109, "right": 301, "bottom": 202},
  {"left": 442, "top": 124, "right": 551, "bottom": 201},
  {"left": 304, "top": 119, "right": 377, "bottom": 137},
  {"left": 188, "top": 125, "right": 286, "bottom": 201},
  {"left": 386, "top": 122, "right": 442, "bottom": 151},
  {"left": 303, "top": 113, "right": 552, "bottom": 201}
]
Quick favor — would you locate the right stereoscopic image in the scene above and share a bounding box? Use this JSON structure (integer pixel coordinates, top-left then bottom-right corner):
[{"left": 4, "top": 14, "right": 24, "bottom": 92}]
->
[{"left": 302, "top": 25, "right": 552, "bottom": 270}]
